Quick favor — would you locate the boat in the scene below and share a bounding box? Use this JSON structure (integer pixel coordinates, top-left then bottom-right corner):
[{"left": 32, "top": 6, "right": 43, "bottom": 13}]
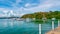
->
[{"left": 15, "top": 18, "right": 24, "bottom": 21}]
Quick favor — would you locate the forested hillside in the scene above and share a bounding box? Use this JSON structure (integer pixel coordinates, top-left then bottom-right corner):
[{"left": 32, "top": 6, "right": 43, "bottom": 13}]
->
[{"left": 21, "top": 11, "right": 60, "bottom": 19}]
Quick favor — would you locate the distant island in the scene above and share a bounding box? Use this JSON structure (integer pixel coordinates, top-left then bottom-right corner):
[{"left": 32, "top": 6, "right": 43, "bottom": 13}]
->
[
  {"left": 0, "top": 17, "right": 19, "bottom": 19},
  {"left": 21, "top": 11, "right": 60, "bottom": 19}
]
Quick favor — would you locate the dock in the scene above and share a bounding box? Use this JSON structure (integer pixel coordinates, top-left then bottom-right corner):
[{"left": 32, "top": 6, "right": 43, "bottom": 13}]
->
[{"left": 46, "top": 26, "right": 60, "bottom": 34}]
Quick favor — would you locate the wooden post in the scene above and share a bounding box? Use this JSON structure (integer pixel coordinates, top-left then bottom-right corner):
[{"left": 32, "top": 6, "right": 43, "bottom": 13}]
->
[
  {"left": 52, "top": 18, "right": 55, "bottom": 30},
  {"left": 52, "top": 21, "right": 54, "bottom": 30},
  {"left": 39, "top": 24, "right": 41, "bottom": 34}
]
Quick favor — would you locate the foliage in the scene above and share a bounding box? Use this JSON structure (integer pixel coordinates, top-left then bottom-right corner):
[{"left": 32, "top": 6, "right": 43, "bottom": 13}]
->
[{"left": 21, "top": 11, "right": 60, "bottom": 19}]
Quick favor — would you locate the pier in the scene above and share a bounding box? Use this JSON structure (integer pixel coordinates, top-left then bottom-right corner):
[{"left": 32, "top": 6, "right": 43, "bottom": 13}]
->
[
  {"left": 46, "top": 19, "right": 60, "bottom": 34},
  {"left": 46, "top": 27, "right": 60, "bottom": 34}
]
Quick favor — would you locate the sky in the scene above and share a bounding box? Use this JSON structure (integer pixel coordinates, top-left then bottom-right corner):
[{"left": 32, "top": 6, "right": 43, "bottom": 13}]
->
[{"left": 0, "top": 0, "right": 60, "bottom": 17}]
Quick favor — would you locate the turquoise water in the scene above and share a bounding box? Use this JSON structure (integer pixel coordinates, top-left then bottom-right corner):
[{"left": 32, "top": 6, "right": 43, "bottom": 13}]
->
[{"left": 0, "top": 19, "right": 58, "bottom": 34}]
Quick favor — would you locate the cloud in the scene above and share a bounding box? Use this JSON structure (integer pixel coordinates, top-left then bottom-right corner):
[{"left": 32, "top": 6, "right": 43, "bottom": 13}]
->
[
  {"left": 0, "top": 8, "right": 10, "bottom": 13},
  {"left": 0, "top": 0, "right": 60, "bottom": 17},
  {"left": 22, "top": 0, "right": 53, "bottom": 12},
  {"left": 9, "top": 0, "right": 60, "bottom": 14},
  {"left": 0, "top": 8, "right": 16, "bottom": 17},
  {"left": 16, "top": 0, "right": 22, "bottom": 3},
  {"left": 25, "top": 3, "right": 38, "bottom": 8},
  {"left": 25, "top": 3, "right": 31, "bottom": 7},
  {"left": 44, "top": 0, "right": 60, "bottom": 6},
  {"left": 0, "top": 8, "right": 25, "bottom": 17},
  {"left": 0, "top": 8, "right": 11, "bottom": 17},
  {"left": 11, "top": 0, "right": 23, "bottom": 9},
  {"left": 22, "top": 0, "right": 60, "bottom": 12}
]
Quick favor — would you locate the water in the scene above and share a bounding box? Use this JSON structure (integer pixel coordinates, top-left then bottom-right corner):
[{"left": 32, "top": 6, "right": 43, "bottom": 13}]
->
[
  {"left": 41, "top": 20, "right": 58, "bottom": 34},
  {"left": 0, "top": 19, "right": 58, "bottom": 34}
]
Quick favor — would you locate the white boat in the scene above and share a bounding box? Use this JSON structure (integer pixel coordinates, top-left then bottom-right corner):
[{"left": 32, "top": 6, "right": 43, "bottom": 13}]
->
[{"left": 16, "top": 18, "right": 24, "bottom": 21}]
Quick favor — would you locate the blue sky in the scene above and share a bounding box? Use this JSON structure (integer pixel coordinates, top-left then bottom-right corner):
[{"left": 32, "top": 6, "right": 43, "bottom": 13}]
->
[{"left": 0, "top": 0, "right": 60, "bottom": 17}]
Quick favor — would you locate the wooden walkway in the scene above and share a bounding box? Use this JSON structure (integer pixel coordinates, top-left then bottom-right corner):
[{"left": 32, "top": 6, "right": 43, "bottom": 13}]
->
[{"left": 46, "top": 26, "right": 60, "bottom": 34}]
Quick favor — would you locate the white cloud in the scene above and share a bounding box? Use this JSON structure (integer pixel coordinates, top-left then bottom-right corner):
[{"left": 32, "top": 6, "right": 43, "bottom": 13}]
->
[
  {"left": 22, "top": 0, "right": 60, "bottom": 12},
  {"left": 25, "top": 3, "right": 39, "bottom": 8},
  {"left": 16, "top": 0, "right": 22, "bottom": 3},
  {"left": 0, "top": 8, "right": 14, "bottom": 17},
  {"left": 0, "top": 0, "right": 60, "bottom": 17},
  {"left": 0, "top": 8, "right": 10, "bottom": 13},
  {"left": 44, "top": 0, "right": 60, "bottom": 7},
  {"left": 0, "top": 8, "right": 25, "bottom": 17},
  {"left": 25, "top": 3, "right": 31, "bottom": 7},
  {"left": 22, "top": 1, "right": 53, "bottom": 12}
]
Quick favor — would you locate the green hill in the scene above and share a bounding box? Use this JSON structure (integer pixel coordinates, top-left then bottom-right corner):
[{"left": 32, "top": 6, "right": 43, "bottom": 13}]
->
[{"left": 21, "top": 11, "right": 60, "bottom": 19}]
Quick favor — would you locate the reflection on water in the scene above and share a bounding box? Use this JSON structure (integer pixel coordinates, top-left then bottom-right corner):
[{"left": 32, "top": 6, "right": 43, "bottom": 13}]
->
[
  {"left": 0, "top": 19, "right": 58, "bottom": 34},
  {"left": 3, "top": 22, "right": 8, "bottom": 27},
  {"left": 0, "top": 19, "right": 39, "bottom": 34}
]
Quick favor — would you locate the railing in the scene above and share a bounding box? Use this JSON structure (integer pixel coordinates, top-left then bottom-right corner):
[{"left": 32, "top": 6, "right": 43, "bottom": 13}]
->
[
  {"left": 39, "top": 19, "right": 60, "bottom": 34},
  {"left": 24, "top": 18, "right": 60, "bottom": 34}
]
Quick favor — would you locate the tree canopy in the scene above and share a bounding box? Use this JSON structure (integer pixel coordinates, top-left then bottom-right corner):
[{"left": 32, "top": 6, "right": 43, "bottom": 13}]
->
[{"left": 21, "top": 11, "right": 60, "bottom": 19}]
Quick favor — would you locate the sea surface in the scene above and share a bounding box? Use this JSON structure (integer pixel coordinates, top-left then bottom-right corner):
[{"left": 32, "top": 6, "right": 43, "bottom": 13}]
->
[{"left": 0, "top": 19, "right": 58, "bottom": 34}]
